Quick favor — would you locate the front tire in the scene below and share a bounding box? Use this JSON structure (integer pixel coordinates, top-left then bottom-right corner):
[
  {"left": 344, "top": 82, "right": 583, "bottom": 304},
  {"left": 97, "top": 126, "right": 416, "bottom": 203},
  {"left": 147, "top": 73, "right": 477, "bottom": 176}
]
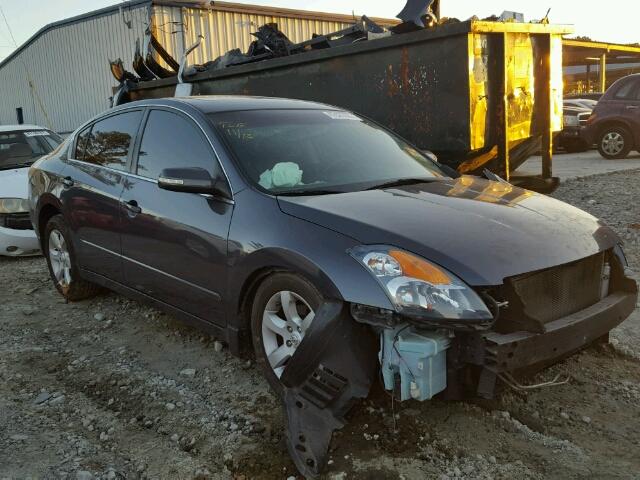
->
[
  {"left": 251, "top": 273, "right": 321, "bottom": 396},
  {"left": 44, "top": 215, "right": 101, "bottom": 301},
  {"left": 597, "top": 126, "right": 633, "bottom": 159}
]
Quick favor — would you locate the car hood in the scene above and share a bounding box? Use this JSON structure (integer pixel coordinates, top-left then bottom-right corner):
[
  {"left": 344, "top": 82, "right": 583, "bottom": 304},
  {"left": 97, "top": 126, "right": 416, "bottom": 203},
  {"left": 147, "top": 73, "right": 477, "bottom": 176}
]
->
[
  {"left": 564, "top": 106, "right": 591, "bottom": 116},
  {"left": 0, "top": 167, "right": 29, "bottom": 199},
  {"left": 277, "top": 176, "right": 619, "bottom": 286}
]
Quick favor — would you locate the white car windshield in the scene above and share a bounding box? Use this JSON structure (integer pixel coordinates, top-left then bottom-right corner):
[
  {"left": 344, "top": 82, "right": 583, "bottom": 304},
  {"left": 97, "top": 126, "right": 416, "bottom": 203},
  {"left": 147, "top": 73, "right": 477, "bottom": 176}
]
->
[{"left": 0, "top": 130, "right": 62, "bottom": 170}]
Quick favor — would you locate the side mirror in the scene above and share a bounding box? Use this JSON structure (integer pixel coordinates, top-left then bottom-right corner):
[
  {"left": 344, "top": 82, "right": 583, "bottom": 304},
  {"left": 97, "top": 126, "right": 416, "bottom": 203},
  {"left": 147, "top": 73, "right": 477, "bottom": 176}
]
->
[{"left": 158, "top": 167, "right": 232, "bottom": 199}]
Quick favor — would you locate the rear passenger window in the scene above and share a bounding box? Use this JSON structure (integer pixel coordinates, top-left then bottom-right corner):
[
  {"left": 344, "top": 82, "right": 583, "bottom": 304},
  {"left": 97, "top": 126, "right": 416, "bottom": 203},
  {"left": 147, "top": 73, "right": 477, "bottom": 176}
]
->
[
  {"left": 614, "top": 81, "right": 638, "bottom": 100},
  {"left": 82, "top": 111, "right": 142, "bottom": 171},
  {"left": 136, "top": 110, "right": 216, "bottom": 179}
]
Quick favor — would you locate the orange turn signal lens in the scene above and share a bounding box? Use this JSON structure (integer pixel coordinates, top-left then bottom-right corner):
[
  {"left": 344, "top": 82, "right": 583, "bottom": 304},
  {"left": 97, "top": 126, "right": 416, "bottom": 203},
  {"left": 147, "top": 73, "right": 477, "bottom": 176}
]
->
[{"left": 389, "top": 250, "right": 451, "bottom": 285}]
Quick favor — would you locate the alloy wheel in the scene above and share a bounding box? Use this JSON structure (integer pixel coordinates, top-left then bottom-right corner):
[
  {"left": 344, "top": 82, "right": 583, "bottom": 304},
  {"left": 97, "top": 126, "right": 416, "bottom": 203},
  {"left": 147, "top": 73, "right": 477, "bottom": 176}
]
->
[
  {"left": 48, "top": 229, "right": 72, "bottom": 288},
  {"left": 601, "top": 132, "right": 625, "bottom": 156},
  {"left": 261, "top": 290, "right": 315, "bottom": 378}
]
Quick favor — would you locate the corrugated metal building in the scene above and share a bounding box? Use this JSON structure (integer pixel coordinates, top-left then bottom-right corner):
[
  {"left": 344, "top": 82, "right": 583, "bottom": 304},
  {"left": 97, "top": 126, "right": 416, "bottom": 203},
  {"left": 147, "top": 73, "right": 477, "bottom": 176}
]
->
[{"left": 0, "top": 0, "right": 393, "bottom": 133}]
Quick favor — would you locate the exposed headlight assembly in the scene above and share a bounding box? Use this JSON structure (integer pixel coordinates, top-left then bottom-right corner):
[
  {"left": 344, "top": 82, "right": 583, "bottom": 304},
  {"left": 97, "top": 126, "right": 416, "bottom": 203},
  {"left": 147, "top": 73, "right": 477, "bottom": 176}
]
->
[
  {"left": 0, "top": 198, "right": 29, "bottom": 214},
  {"left": 349, "top": 245, "right": 493, "bottom": 322}
]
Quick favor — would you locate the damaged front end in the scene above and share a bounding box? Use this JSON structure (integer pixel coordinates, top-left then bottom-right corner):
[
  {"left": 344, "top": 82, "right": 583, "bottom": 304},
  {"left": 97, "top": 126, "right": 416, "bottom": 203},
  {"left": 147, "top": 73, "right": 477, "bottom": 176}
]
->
[
  {"left": 462, "top": 249, "right": 638, "bottom": 398},
  {"left": 279, "top": 301, "right": 378, "bottom": 478},
  {"left": 278, "top": 245, "right": 636, "bottom": 478}
]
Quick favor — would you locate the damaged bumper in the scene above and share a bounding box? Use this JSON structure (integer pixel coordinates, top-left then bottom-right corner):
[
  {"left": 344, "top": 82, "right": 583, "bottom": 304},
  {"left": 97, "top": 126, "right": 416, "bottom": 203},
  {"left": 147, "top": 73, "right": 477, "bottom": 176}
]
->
[
  {"left": 471, "top": 289, "right": 638, "bottom": 397},
  {"left": 280, "top": 301, "right": 378, "bottom": 478}
]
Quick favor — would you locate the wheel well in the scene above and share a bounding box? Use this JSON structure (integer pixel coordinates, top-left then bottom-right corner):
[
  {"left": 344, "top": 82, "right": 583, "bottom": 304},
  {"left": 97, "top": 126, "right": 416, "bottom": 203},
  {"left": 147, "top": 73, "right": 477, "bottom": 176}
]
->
[
  {"left": 38, "top": 203, "right": 60, "bottom": 249},
  {"left": 237, "top": 267, "right": 282, "bottom": 327},
  {"left": 598, "top": 121, "right": 632, "bottom": 139}
]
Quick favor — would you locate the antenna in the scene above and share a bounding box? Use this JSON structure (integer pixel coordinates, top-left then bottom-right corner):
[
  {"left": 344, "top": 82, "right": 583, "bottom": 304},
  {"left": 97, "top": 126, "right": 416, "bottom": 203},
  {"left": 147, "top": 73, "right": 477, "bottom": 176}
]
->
[
  {"left": 0, "top": 6, "right": 18, "bottom": 47},
  {"left": 0, "top": 6, "right": 53, "bottom": 129}
]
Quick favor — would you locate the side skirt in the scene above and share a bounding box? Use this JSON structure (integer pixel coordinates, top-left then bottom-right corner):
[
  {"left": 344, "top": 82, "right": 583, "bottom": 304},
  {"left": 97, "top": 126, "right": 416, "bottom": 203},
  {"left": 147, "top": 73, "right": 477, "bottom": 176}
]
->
[{"left": 80, "top": 268, "right": 242, "bottom": 355}]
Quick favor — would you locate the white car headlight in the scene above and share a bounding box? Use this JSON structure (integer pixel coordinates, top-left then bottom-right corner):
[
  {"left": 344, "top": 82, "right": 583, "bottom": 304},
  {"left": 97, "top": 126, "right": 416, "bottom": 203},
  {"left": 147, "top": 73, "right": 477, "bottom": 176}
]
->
[
  {"left": 349, "top": 245, "right": 493, "bottom": 321},
  {"left": 0, "top": 198, "right": 29, "bottom": 214},
  {"left": 563, "top": 115, "right": 579, "bottom": 127}
]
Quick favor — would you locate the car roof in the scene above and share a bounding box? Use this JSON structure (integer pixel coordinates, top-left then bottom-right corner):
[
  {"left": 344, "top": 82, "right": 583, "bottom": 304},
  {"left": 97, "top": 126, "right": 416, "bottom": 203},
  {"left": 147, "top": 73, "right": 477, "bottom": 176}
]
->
[
  {"left": 0, "top": 124, "right": 48, "bottom": 133},
  {"left": 114, "top": 95, "right": 343, "bottom": 115}
]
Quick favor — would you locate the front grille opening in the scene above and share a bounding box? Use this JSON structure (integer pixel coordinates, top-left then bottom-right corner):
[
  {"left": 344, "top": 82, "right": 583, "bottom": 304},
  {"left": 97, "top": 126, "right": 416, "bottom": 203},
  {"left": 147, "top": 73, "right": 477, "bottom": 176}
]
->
[{"left": 492, "top": 252, "right": 607, "bottom": 333}]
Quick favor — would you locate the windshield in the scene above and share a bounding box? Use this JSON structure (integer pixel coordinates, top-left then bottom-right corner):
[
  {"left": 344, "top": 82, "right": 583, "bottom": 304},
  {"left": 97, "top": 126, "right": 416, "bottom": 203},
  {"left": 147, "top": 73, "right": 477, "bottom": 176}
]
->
[
  {"left": 0, "top": 130, "right": 62, "bottom": 170},
  {"left": 210, "top": 109, "right": 445, "bottom": 194}
]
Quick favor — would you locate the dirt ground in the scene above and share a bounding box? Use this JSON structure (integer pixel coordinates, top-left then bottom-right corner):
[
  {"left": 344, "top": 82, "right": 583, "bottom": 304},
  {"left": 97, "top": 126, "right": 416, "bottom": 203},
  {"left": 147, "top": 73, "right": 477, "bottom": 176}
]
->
[{"left": 1, "top": 170, "right": 639, "bottom": 480}]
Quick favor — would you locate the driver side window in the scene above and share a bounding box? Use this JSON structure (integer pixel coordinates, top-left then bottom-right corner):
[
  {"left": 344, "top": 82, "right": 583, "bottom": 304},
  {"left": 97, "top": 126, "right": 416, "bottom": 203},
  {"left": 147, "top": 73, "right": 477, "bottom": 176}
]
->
[{"left": 136, "top": 109, "right": 220, "bottom": 180}]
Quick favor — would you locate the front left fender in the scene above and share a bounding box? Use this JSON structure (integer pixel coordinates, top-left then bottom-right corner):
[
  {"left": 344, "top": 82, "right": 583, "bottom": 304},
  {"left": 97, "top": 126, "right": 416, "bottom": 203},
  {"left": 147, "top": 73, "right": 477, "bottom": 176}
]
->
[{"left": 225, "top": 189, "right": 395, "bottom": 330}]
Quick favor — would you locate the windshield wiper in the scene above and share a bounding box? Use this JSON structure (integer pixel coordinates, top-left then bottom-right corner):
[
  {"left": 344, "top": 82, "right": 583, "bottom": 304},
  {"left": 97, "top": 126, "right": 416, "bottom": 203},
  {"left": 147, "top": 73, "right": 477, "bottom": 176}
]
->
[
  {"left": 364, "top": 177, "right": 441, "bottom": 191},
  {"left": 275, "top": 188, "right": 344, "bottom": 196}
]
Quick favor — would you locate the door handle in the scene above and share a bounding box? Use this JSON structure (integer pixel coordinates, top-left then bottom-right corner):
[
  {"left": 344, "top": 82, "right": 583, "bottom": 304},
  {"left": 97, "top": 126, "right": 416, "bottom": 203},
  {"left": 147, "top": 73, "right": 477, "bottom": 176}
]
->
[
  {"left": 626, "top": 105, "right": 639, "bottom": 109},
  {"left": 62, "top": 176, "right": 74, "bottom": 188},
  {"left": 124, "top": 200, "right": 142, "bottom": 215}
]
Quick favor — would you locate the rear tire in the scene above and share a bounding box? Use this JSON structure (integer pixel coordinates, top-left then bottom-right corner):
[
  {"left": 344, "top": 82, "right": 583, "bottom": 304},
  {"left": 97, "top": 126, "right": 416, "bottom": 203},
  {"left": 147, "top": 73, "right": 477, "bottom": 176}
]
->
[
  {"left": 44, "top": 215, "right": 101, "bottom": 301},
  {"left": 597, "top": 126, "right": 633, "bottom": 159},
  {"left": 250, "top": 273, "right": 322, "bottom": 396}
]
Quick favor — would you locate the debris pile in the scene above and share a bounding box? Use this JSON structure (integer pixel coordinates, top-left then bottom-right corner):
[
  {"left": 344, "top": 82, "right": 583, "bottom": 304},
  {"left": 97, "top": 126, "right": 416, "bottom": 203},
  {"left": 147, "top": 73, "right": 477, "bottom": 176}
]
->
[{"left": 109, "top": 0, "right": 440, "bottom": 105}]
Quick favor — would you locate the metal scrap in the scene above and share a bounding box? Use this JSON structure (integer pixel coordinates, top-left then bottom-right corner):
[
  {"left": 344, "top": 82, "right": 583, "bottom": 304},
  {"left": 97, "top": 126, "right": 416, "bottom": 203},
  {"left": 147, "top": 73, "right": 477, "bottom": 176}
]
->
[
  {"left": 144, "top": 33, "right": 176, "bottom": 79},
  {"left": 250, "top": 22, "right": 294, "bottom": 57},
  {"left": 109, "top": 0, "right": 441, "bottom": 92},
  {"left": 109, "top": 58, "right": 138, "bottom": 107},
  {"left": 395, "top": 0, "right": 436, "bottom": 28},
  {"left": 133, "top": 38, "right": 155, "bottom": 81}
]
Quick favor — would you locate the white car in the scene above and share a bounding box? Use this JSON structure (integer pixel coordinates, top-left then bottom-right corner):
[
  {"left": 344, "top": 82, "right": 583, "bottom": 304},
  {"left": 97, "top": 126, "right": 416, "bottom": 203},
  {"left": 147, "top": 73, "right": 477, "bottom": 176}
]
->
[{"left": 0, "top": 124, "right": 62, "bottom": 256}]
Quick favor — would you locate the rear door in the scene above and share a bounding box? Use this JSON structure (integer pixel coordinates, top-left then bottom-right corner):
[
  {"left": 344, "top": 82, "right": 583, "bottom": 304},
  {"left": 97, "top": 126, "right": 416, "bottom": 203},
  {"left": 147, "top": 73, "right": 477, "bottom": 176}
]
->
[
  {"left": 119, "top": 107, "right": 233, "bottom": 326},
  {"left": 606, "top": 77, "right": 639, "bottom": 117},
  {"left": 62, "top": 109, "right": 143, "bottom": 281}
]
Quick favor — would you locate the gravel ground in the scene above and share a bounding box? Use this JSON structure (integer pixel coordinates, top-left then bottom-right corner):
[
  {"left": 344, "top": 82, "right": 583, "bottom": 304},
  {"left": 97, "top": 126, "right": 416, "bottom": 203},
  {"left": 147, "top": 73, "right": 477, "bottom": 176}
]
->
[{"left": 1, "top": 169, "right": 639, "bottom": 480}]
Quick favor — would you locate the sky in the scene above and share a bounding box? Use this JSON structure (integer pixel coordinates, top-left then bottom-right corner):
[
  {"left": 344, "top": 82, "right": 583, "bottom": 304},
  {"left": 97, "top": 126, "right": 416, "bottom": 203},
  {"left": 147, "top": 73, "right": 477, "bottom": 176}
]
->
[{"left": 1, "top": 0, "right": 639, "bottom": 61}]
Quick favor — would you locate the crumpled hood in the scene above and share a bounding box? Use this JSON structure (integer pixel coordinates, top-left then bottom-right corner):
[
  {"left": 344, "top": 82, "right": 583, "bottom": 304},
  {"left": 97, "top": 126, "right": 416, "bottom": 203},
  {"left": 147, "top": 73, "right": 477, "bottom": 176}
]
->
[
  {"left": 0, "top": 167, "right": 29, "bottom": 199},
  {"left": 277, "top": 176, "right": 618, "bottom": 286}
]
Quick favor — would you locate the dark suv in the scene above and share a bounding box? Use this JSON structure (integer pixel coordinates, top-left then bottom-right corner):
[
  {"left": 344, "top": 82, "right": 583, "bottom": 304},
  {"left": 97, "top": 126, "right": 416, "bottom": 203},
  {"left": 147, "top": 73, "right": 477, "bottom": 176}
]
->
[{"left": 585, "top": 73, "right": 640, "bottom": 159}]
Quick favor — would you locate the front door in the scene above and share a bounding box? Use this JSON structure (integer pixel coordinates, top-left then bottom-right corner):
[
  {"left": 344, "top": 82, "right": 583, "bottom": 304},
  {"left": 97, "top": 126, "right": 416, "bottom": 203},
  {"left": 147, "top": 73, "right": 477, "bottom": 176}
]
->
[
  {"left": 623, "top": 80, "right": 640, "bottom": 141},
  {"left": 119, "top": 108, "right": 233, "bottom": 326},
  {"left": 62, "top": 110, "right": 143, "bottom": 281}
]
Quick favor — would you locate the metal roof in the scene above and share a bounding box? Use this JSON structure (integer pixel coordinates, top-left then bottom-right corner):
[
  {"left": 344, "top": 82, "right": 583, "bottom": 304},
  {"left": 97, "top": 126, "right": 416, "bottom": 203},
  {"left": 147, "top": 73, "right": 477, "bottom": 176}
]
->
[
  {"left": 563, "top": 39, "right": 640, "bottom": 66},
  {"left": 164, "top": 1, "right": 397, "bottom": 25},
  {"left": 0, "top": 0, "right": 152, "bottom": 70},
  {"left": 0, "top": 0, "right": 397, "bottom": 71}
]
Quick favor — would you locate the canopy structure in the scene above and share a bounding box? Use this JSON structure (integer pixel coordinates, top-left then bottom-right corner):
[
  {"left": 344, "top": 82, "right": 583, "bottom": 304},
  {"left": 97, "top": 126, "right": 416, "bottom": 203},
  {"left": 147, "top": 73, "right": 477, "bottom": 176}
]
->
[{"left": 563, "top": 39, "right": 640, "bottom": 93}]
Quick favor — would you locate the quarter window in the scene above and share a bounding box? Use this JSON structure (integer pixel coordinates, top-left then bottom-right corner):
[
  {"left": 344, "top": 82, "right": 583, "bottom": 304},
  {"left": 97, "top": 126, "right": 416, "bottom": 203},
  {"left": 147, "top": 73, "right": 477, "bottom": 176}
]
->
[
  {"left": 82, "top": 111, "right": 142, "bottom": 170},
  {"left": 136, "top": 110, "right": 216, "bottom": 179},
  {"left": 75, "top": 125, "right": 91, "bottom": 160}
]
